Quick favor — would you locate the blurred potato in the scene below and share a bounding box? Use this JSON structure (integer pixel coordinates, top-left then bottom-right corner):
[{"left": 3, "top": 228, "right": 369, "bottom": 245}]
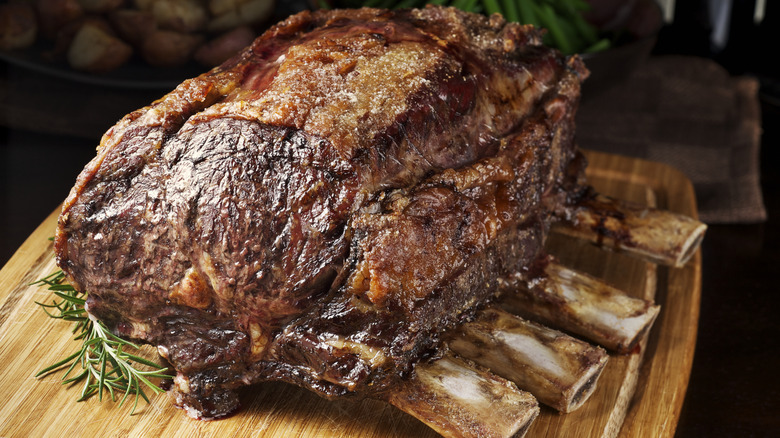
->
[
  {"left": 66, "top": 20, "right": 133, "bottom": 72},
  {"left": 237, "top": 0, "right": 272, "bottom": 24},
  {"left": 35, "top": 0, "right": 84, "bottom": 40},
  {"left": 207, "top": 0, "right": 273, "bottom": 32},
  {"left": 132, "top": 0, "right": 153, "bottom": 11},
  {"left": 141, "top": 29, "right": 204, "bottom": 67},
  {"left": 0, "top": 3, "right": 38, "bottom": 50},
  {"left": 7, "top": 0, "right": 275, "bottom": 74},
  {"left": 76, "top": 0, "right": 125, "bottom": 14},
  {"left": 47, "top": 15, "right": 112, "bottom": 61},
  {"left": 108, "top": 8, "right": 156, "bottom": 47},
  {"left": 151, "top": 0, "right": 208, "bottom": 33},
  {"left": 208, "top": 0, "right": 243, "bottom": 17},
  {"left": 194, "top": 25, "right": 254, "bottom": 66},
  {"left": 207, "top": 8, "right": 240, "bottom": 33}
]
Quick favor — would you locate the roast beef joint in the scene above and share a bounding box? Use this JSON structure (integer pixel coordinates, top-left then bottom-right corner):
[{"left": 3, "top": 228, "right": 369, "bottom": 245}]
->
[{"left": 54, "top": 5, "right": 705, "bottom": 437}]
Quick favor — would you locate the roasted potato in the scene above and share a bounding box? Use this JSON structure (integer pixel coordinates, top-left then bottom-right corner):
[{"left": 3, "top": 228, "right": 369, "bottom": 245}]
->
[
  {"left": 108, "top": 8, "right": 156, "bottom": 47},
  {"left": 0, "top": 3, "right": 38, "bottom": 50},
  {"left": 151, "top": 0, "right": 208, "bottom": 33},
  {"left": 66, "top": 20, "right": 133, "bottom": 72},
  {"left": 132, "top": 0, "right": 153, "bottom": 11},
  {"left": 207, "top": 0, "right": 273, "bottom": 33},
  {"left": 45, "top": 15, "right": 112, "bottom": 61},
  {"left": 14, "top": 0, "right": 272, "bottom": 74},
  {"left": 35, "top": 0, "right": 84, "bottom": 40},
  {"left": 208, "top": 0, "right": 242, "bottom": 17},
  {"left": 76, "top": 0, "right": 125, "bottom": 14},
  {"left": 141, "top": 29, "right": 203, "bottom": 67}
]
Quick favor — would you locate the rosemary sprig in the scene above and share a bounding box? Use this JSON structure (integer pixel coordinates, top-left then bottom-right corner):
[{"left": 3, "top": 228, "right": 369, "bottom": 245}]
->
[{"left": 33, "top": 271, "right": 170, "bottom": 414}]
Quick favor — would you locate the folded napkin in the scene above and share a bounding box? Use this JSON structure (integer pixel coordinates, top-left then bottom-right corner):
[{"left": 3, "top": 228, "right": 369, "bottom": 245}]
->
[{"left": 576, "top": 55, "right": 766, "bottom": 224}]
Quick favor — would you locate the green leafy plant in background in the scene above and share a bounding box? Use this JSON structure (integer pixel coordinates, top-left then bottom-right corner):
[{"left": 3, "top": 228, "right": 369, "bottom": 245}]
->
[{"left": 316, "top": 0, "right": 611, "bottom": 55}]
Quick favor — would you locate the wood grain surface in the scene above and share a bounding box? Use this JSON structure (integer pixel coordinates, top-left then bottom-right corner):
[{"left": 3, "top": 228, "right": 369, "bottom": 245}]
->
[{"left": 0, "top": 150, "right": 701, "bottom": 437}]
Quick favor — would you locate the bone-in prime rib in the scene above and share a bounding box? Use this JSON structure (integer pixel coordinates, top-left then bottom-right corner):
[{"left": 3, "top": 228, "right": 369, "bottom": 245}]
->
[{"left": 55, "top": 5, "right": 592, "bottom": 422}]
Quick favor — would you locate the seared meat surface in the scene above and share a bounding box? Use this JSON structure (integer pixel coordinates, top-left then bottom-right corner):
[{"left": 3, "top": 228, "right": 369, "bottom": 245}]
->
[{"left": 55, "top": 6, "right": 587, "bottom": 418}]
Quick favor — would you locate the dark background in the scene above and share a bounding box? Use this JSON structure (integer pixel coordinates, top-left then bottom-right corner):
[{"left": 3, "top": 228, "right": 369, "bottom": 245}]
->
[
  {"left": 654, "top": 3, "right": 780, "bottom": 435},
  {"left": 2, "top": 1, "right": 779, "bottom": 436}
]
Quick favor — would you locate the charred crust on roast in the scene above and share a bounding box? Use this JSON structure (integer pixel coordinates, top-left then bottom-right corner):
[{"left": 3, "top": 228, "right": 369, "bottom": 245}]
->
[{"left": 56, "top": 5, "right": 594, "bottom": 420}]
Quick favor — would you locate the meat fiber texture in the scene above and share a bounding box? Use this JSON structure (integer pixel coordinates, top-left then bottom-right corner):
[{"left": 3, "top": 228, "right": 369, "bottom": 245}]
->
[{"left": 55, "top": 5, "right": 588, "bottom": 418}]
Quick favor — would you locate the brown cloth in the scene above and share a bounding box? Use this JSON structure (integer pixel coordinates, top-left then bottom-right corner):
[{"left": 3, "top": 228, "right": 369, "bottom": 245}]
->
[{"left": 576, "top": 55, "right": 766, "bottom": 224}]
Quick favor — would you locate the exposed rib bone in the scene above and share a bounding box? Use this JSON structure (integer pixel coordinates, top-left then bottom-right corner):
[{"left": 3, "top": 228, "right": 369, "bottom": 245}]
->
[
  {"left": 498, "top": 259, "right": 660, "bottom": 353},
  {"left": 555, "top": 193, "right": 707, "bottom": 267},
  {"left": 448, "top": 308, "right": 609, "bottom": 413},
  {"left": 386, "top": 352, "right": 540, "bottom": 438}
]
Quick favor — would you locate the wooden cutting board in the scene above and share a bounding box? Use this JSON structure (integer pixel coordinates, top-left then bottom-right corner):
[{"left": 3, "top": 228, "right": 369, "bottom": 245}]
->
[{"left": 0, "top": 150, "right": 701, "bottom": 438}]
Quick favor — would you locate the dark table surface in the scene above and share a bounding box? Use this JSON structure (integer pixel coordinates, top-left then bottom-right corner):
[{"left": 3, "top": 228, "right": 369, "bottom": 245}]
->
[
  {"left": 2, "top": 16, "right": 780, "bottom": 438},
  {"left": 675, "top": 101, "right": 780, "bottom": 437}
]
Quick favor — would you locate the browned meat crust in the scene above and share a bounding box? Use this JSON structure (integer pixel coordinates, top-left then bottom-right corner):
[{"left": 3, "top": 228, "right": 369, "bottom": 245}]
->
[{"left": 55, "top": 6, "right": 588, "bottom": 418}]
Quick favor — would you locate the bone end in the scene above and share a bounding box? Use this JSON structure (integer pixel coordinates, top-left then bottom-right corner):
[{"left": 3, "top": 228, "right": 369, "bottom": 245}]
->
[
  {"left": 500, "top": 261, "right": 661, "bottom": 354},
  {"left": 562, "top": 347, "right": 609, "bottom": 413},
  {"left": 387, "top": 352, "right": 540, "bottom": 438},
  {"left": 449, "top": 308, "right": 609, "bottom": 413},
  {"left": 673, "top": 220, "right": 707, "bottom": 267},
  {"left": 556, "top": 193, "right": 707, "bottom": 267}
]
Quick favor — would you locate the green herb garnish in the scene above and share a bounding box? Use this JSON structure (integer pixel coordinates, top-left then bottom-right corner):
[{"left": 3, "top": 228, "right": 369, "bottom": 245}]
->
[
  {"left": 33, "top": 270, "right": 170, "bottom": 414},
  {"left": 319, "top": 0, "right": 612, "bottom": 55}
]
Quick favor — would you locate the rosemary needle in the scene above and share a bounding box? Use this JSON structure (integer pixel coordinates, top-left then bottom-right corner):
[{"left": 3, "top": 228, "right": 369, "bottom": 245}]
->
[{"left": 33, "top": 270, "right": 170, "bottom": 414}]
